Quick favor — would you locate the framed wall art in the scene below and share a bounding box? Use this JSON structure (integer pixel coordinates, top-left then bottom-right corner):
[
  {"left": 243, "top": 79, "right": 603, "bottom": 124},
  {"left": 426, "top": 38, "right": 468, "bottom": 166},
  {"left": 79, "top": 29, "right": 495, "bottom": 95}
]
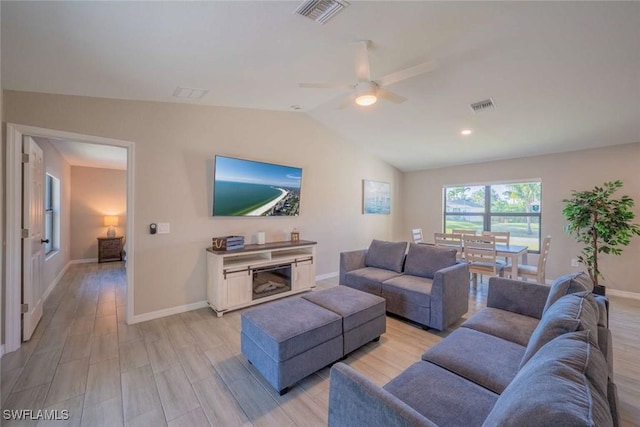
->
[{"left": 363, "top": 180, "right": 391, "bottom": 215}]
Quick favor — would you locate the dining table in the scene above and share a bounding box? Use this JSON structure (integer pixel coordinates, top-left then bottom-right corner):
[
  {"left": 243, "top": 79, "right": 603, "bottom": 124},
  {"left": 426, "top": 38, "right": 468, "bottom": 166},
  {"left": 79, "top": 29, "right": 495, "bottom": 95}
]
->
[
  {"left": 494, "top": 244, "right": 529, "bottom": 279},
  {"left": 423, "top": 241, "right": 529, "bottom": 279}
]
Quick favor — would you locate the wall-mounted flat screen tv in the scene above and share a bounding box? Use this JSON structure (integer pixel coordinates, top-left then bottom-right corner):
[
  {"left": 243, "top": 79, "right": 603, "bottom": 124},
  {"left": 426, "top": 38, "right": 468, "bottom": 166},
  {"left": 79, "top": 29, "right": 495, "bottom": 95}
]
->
[{"left": 213, "top": 155, "right": 302, "bottom": 216}]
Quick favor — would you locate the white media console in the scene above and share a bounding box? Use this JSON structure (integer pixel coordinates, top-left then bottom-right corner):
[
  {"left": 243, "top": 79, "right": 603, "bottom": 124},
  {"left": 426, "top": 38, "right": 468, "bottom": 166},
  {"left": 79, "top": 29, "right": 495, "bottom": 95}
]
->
[{"left": 206, "top": 240, "right": 317, "bottom": 317}]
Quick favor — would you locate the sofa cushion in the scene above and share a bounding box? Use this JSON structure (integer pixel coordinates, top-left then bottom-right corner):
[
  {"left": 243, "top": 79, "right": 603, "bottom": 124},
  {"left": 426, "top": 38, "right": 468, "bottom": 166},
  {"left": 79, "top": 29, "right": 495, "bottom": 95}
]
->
[
  {"left": 302, "top": 286, "right": 386, "bottom": 332},
  {"left": 343, "top": 267, "right": 402, "bottom": 295},
  {"left": 382, "top": 275, "right": 433, "bottom": 308},
  {"left": 404, "top": 243, "right": 457, "bottom": 279},
  {"left": 461, "top": 307, "right": 539, "bottom": 346},
  {"left": 543, "top": 271, "right": 594, "bottom": 313},
  {"left": 364, "top": 240, "right": 407, "bottom": 273},
  {"left": 520, "top": 291, "right": 599, "bottom": 368},
  {"left": 384, "top": 361, "right": 499, "bottom": 427},
  {"left": 483, "top": 331, "right": 612, "bottom": 427},
  {"left": 421, "top": 328, "right": 525, "bottom": 394}
]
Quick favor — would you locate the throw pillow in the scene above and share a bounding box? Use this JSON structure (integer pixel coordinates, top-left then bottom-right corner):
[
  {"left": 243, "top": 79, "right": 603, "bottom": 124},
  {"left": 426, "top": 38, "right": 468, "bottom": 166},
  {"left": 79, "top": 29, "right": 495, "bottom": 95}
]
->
[
  {"left": 519, "top": 291, "right": 599, "bottom": 369},
  {"left": 364, "top": 240, "right": 407, "bottom": 273},
  {"left": 404, "top": 243, "right": 457, "bottom": 279},
  {"left": 483, "top": 331, "right": 612, "bottom": 427},
  {"left": 543, "top": 271, "right": 594, "bottom": 313}
]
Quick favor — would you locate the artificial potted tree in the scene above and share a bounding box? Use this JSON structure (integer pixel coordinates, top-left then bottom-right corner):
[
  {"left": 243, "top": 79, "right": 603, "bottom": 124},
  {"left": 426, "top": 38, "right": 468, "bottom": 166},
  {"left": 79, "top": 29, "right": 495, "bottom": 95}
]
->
[{"left": 562, "top": 180, "right": 640, "bottom": 295}]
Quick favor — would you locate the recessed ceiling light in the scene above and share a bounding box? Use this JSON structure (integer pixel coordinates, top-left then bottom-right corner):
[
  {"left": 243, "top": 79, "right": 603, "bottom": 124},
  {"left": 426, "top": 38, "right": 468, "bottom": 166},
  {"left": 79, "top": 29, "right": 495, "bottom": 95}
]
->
[{"left": 461, "top": 129, "right": 472, "bottom": 136}]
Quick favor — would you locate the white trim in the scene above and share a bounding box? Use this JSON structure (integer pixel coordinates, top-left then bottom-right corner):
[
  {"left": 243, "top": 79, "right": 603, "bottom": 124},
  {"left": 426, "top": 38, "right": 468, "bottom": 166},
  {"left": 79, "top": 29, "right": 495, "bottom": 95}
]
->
[
  {"left": 126, "top": 137, "right": 136, "bottom": 325},
  {"left": 4, "top": 123, "right": 136, "bottom": 353},
  {"left": 42, "top": 261, "right": 71, "bottom": 301},
  {"left": 129, "top": 301, "right": 209, "bottom": 324},
  {"left": 316, "top": 271, "right": 339, "bottom": 281},
  {"left": 45, "top": 250, "right": 60, "bottom": 262},
  {"left": 5, "top": 125, "right": 23, "bottom": 353},
  {"left": 606, "top": 289, "right": 640, "bottom": 301},
  {"left": 70, "top": 258, "right": 100, "bottom": 265}
]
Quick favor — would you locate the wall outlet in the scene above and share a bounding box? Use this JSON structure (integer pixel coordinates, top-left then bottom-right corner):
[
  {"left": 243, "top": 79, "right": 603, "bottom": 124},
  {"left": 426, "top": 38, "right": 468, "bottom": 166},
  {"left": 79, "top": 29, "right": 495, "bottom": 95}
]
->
[
  {"left": 571, "top": 258, "right": 579, "bottom": 267},
  {"left": 157, "top": 223, "right": 170, "bottom": 234}
]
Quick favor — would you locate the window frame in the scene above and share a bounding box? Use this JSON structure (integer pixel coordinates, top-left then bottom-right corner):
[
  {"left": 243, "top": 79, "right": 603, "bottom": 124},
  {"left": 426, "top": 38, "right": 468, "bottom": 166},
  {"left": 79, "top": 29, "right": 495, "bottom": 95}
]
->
[
  {"left": 44, "top": 173, "right": 60, "bottom": 256},
  {"left": 443, "top": 182, "right": 542, "bottom": 253}
]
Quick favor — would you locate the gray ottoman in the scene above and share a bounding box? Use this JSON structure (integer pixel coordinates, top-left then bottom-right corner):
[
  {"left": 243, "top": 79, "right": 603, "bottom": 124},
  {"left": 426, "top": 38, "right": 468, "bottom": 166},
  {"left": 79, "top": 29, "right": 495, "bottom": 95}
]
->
[
  {"left": 302, "top": 286, "right": 386, "bottom": 355},
  {"left": 241, "top": 297, "right": 343, "bottom": 395}
]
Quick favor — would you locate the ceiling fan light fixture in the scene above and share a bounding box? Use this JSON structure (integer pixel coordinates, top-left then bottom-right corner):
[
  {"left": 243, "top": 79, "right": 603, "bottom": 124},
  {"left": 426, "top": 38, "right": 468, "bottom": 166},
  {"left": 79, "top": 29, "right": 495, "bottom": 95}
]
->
[
  {"left": 355, "top": 94, "right": 377, "bottom": 106},
  {"left": 354, "top": 81, "right": 378, "bottom": 106}
]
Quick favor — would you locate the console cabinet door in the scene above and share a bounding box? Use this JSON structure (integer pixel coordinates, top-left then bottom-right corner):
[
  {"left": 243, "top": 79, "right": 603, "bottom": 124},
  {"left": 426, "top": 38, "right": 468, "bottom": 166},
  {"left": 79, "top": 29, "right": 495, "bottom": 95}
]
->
[
  {"left": 293, "top": 259, "right": 315, "bottom": 290},
  {"left": 226, "top": 270, "right": 252, "bottom": 307}
]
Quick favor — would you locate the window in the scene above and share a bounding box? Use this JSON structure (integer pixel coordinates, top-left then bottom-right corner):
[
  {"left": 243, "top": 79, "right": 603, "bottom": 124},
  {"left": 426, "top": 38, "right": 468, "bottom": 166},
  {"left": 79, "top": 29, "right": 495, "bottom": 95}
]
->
[
  {"left": 44, "top": 174, "right": 60, "bottom": 255},
  {"left": 443, "top": 182, "right": 542, "bottom": 252}
]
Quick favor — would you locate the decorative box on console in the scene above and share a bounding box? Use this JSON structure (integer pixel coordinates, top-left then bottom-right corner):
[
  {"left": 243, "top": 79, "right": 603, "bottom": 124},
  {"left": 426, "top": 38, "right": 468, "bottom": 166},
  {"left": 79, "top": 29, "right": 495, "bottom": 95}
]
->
[{"left": 211, "top": 235, "right": 245, "bottom": 251}]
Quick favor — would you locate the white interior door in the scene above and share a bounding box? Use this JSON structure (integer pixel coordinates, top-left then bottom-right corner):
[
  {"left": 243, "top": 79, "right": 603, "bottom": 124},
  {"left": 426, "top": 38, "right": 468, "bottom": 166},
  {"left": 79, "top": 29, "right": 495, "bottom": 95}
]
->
[{"left": 22, "top": 136, "right": 45, "bottom": 341}]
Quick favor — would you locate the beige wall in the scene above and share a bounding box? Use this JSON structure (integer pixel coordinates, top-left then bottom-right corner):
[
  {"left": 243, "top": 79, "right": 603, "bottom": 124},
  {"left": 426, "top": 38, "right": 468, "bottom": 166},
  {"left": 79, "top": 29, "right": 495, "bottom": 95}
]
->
[
  {"left": 1, "top": 1, "right": 4, "bottom": 345},
  {"left": 403, "top": 142, "right": 640, "bottom": 293},
  {"left": 3, "top": 90, "right": 404, "bottom": 317},
  {"left": 70, "top": 166, "right": 127, "bottom": 260},
  {"left": 35, "top": 139, "right": 71, "bottom": 291}
]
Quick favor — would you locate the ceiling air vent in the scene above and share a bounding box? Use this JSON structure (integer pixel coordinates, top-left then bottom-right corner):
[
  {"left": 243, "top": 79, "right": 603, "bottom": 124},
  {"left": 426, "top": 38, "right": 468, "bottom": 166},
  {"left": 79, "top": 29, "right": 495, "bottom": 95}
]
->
[
  {"left": 173, "top": 86, "right": 209, "bottom": 99},
  {"left": 470, "top": 98, "right": 496, "bottom": 112},
  {"left": 294, "top": 0, "right": 349, "bottom": 24}
]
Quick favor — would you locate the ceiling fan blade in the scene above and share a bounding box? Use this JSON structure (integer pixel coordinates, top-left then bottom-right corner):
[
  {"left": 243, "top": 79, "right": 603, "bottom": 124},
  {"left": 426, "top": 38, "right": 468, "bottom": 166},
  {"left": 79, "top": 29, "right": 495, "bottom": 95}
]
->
[
  {"left": 299, "top": 82, "right": 353, "bottom": 90},
  {"left": 337, "top": 94, "right": 355, "bottom": 110},
  {"left": 377, "top": 60, "right": 440, "bottom": 87},
  {"left": 354, "top": 40, "right": 372, "bottom": 82},
  {"left": 377, "top": 88, "right": 407, "bottom": 104}
]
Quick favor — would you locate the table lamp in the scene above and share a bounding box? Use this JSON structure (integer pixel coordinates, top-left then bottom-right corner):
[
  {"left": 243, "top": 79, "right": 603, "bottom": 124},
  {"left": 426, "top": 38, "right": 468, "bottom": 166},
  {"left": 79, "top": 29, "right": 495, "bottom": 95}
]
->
[{"left": 104, "top": 216, "right": 118, "bottom": 237}]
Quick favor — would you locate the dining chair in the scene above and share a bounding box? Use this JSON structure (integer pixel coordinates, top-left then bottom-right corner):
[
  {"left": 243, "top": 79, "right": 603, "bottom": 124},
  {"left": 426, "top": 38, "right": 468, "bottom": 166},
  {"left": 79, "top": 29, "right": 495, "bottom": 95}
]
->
[
  {"left": 452, "top": 229, "right": 476, "bottom": 236},
  {"left": 411, "top": 228, "right": 424, "bottom": 244},
  {"left": 483, "top": 231, "right": 511, "bottom": 262},
  {"left": 434, "top": 232, "right": 463, "bottom": 260},
  {"left": 463, "top": 235, "right": 506, "bottom": 288},
  {"left": 482, "top": 231, "right": 510, "bottom": 246},
  {"left": 505, "top": 235, "right": 551, "bottom": 284}
]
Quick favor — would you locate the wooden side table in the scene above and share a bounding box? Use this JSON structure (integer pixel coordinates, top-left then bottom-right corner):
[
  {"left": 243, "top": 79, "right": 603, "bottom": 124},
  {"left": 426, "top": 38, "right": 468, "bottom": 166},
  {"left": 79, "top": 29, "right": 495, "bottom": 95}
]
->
[{"left": 98, "top": 236, "right": 124, "bottom": 263}]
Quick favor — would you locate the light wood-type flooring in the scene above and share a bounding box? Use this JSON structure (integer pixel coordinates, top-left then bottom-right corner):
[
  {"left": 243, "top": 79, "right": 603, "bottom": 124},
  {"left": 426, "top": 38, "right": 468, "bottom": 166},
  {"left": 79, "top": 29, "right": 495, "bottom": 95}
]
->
[{"left": 1, "top": 262, "right": 638, "bottom": 426}]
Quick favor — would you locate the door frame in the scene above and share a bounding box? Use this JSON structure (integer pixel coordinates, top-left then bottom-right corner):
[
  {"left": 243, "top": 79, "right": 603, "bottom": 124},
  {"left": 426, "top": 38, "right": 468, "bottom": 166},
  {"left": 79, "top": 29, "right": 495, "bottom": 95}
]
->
[{"left": 5, "top": 123, "right": 136, "bottom": 353}]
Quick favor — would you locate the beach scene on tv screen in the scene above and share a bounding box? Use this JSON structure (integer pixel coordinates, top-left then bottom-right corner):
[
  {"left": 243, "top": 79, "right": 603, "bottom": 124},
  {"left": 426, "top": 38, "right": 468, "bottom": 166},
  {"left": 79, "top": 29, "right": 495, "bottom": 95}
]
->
[{"left": 213, "top": 156, "right": 302, "bottom": 216}]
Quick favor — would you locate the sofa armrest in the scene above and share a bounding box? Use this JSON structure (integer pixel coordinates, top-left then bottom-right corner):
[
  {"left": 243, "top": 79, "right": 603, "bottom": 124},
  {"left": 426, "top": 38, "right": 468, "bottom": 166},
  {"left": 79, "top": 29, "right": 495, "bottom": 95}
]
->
[
  {"left": 487, "top": 277, "right": 550, "bottom": 319},
  {"left": 429, "top": 263, "right": 470, "bottom": 331},
  {"left": 329, "top": 363, "right": 437, "bottom": 427},
  {"left": 339, "top": 249, "right": 367, "bottom": 285}
]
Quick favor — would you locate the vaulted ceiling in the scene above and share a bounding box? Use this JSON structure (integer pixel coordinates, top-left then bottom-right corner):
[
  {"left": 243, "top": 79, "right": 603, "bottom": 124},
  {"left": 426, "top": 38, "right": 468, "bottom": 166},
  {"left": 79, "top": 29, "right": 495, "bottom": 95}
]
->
[{"left": 3, "top": 1, "right": 639, "bottom": 171}]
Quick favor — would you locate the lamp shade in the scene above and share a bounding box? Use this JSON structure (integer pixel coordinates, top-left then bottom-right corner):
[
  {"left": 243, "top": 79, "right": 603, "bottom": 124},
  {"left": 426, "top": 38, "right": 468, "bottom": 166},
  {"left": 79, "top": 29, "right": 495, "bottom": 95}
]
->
[{"left": 104, "top": 216, "right": 119, "bottom": 227}]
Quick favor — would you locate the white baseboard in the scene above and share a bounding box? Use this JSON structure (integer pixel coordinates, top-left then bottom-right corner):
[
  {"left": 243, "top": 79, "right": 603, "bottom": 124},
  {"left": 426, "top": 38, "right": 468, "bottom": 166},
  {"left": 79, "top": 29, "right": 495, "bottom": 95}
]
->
[
  {"left": 316, "top": 271, "right": 339, "bottom": 281},
  {"left": 129, "top": 301, "right": 209, "bottom": 324},
  {"left": 43, "top": 261, "right": 71, "bottom": 301},
  {"left": 70, "top": 258, "right": 99, "bottom": 264},
  {"left": 605, "top": 289, "right": 640, "bottom": 300}
]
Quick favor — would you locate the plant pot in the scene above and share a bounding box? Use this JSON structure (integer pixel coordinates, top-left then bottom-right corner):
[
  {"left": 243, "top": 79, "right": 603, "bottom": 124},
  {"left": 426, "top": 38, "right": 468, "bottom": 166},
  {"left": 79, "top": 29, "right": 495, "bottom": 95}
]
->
[{"left": 593, "top": 284, "right": 606, "bottom": 296}]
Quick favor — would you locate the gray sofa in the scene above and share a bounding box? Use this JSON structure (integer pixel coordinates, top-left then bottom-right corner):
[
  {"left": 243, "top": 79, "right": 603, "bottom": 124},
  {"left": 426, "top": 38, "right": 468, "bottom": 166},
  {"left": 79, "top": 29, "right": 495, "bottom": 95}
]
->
[
  {"left": 329, "top": 273, "right": 619, "bottom": 427},
  {"left": 340, "top": 240, "right": 469, "bottom": 331}
]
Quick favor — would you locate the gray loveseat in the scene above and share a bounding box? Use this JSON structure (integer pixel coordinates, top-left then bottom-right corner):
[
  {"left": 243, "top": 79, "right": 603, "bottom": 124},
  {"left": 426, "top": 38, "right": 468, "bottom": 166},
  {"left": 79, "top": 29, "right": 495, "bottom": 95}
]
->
[
  {"left": 340, "top": 240, "right": 469, "bottom": 331},
  {"left": 329, "top": 273, "right": 619, "bottom": 427}
]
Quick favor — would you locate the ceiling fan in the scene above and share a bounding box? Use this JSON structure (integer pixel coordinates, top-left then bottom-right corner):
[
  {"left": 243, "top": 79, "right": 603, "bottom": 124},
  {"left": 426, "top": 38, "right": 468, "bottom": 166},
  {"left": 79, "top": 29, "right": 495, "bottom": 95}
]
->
[{"left": 299, "top": 40, "right": 439, "bottom": 108}]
